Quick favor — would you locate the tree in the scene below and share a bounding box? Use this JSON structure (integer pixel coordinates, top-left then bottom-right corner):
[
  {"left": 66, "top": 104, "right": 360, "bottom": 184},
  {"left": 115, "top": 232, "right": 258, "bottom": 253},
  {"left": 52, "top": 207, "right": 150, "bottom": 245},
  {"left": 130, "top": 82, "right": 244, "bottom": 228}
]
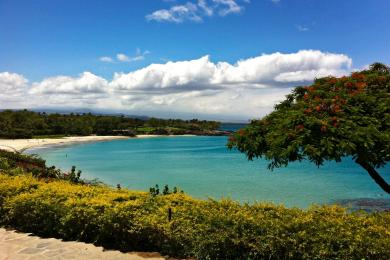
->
[{"left": 228, "top": 63, "right": 390, "bottom": 193}]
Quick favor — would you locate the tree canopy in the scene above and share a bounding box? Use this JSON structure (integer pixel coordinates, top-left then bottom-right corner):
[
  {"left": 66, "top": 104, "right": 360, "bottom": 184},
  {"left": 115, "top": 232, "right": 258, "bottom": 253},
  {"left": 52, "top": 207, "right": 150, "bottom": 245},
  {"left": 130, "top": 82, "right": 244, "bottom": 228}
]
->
[
  {"left": 228, "top": 63, "right": 390, "bottom": 193},
  {"left": 0, "top": 110, "right": 221, "bottom": 139}
]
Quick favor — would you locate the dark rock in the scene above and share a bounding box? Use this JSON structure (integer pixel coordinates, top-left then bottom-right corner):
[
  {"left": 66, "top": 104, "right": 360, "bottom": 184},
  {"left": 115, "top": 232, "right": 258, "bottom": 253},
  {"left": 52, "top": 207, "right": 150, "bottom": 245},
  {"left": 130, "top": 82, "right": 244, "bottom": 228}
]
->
[{"left": 333, "top": 198, "right": 390, "bottom": 212}]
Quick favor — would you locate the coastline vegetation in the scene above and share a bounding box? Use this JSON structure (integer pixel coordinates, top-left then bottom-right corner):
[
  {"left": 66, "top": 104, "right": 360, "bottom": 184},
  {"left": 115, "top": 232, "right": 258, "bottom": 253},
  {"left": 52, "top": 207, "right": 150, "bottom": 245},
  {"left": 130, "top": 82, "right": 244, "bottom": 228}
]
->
[
  {"left": 0, "top": 110, "right": 223, "bottom": 139},
  {"left": 1, "top": 150, "right": 390, "bottom": 259},
  {"left": 0, "top": 149, "right": 92, "bottom": 184}
]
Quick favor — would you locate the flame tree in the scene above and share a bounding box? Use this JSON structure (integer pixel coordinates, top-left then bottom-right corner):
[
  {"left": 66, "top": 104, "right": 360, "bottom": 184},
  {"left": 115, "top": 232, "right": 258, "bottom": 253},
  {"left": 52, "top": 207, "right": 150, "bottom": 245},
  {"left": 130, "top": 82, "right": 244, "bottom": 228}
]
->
[{"left": 228, "top": 63, "right": 390, "bottom": 193}]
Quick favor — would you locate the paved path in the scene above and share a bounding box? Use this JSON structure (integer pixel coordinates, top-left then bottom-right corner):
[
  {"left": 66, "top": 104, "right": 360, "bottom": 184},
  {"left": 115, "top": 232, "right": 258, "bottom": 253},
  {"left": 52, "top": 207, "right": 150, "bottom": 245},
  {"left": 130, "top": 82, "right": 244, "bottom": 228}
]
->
[{"left": 0, "top": 228, "right": 165, "bottom": 260}]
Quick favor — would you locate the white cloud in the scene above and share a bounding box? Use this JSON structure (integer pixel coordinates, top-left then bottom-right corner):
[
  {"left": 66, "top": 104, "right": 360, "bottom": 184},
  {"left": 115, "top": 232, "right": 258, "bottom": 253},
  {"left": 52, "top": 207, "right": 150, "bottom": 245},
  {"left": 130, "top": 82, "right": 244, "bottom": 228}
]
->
[
  {"left": 130, "top": 48, "right": 150, "bottom": 61},
  {"left": 99, "top": 56, "right": 114, "bottom": 62},
  {"left": 30, "top": 72, "right": 108, "bottom": 95},
  {"left": 146, "top": 0, "right": 248, "bottom": 23},
  {"left": 111, "top": 50, "right": 352, "bottom": 92},
  {"left": 146, "top": 2, "right": 201, "bottom": 23},
  {"left": 119, "top": 88, "right": 291, "bottom": 119},
  {"left": 0, "top": 72, "right": 29, "bottom": 107},
  {"left": 100, "top": 50, "right": 151, "bottom": 63},
  {"left": 198, "top": 0, "right": 213, "bottom": 16},
  {"left": 213, "top": 0, "right": 242, "bottom": 16},
  {"left": 297, "top": 25, "right": 309, "bottom": 32},
  {"left": 111, "top": 55, "right": 216, "bottom": 92},
  {"left": 0, "top": 72, "right": 28, "bottom": 94},
  {"left": 117, "top": 53, "right": 130, "bottom": 62},
  {"left": 0, "top": 50, "right": 353, "bottom": 120}
]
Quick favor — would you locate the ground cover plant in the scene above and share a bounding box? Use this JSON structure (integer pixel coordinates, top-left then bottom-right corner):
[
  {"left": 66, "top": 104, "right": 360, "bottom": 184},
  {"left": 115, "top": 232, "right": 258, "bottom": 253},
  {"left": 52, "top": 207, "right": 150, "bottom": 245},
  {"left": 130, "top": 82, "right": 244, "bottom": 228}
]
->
[{"left": 0, "top": 165, "right": 389, "bottom": 259}]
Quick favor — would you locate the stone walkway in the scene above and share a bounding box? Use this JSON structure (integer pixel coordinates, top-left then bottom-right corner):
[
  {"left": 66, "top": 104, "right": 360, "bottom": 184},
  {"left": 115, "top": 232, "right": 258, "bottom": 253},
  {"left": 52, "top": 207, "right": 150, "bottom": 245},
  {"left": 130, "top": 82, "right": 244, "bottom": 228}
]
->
[{"left": 0, "top": 228, "right": 165, "bottom": 260}]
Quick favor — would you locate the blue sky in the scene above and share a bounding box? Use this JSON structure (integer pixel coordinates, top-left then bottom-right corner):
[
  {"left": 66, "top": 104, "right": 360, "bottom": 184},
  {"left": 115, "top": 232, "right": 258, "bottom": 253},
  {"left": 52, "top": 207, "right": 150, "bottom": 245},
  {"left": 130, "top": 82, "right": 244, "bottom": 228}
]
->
[{"left": 0, "top": 0, "right": 389, "bottom": 120}]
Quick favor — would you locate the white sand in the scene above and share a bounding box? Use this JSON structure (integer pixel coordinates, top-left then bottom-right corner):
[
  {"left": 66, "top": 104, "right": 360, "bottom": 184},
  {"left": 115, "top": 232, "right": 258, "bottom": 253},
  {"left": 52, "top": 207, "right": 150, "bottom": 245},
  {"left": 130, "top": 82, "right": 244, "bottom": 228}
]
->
[
  {"left": 0, "top": 134, "right": 197, "bottom": 152},
  {"left": 0, "top": 136, "right": 130, "bottom": 152}
]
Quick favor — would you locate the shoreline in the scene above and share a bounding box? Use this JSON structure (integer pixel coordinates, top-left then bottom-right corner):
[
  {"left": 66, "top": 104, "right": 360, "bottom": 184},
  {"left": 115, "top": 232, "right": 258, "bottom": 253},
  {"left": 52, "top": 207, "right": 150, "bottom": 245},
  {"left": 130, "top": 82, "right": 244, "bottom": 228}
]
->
[
  {"left": 0, "top": 136, "right": 130, "bottom": 153},
  {"left": 0, "top": 134, "right": 198, "bottom": 153}
]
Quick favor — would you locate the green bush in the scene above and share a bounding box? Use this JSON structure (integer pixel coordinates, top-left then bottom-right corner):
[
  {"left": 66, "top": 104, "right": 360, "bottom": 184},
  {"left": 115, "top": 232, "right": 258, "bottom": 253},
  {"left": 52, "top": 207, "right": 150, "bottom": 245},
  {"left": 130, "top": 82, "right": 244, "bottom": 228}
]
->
[
  {"left": 0, "top": 173, "right": 389, "bottom": 259},
  {"left": 0, "top": 157, "right": 10, "bottom": 170},
  {"left": 0, "top": 149, "right": 46, "bottom": 168},
  {"left": 0, "top": 149, "right": 90, "bottom": 184}
]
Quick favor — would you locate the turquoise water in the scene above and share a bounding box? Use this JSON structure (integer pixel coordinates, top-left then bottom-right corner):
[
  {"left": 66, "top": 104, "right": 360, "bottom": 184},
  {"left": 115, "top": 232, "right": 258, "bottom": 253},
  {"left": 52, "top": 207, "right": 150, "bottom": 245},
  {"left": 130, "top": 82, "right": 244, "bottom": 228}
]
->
[{"left": 27, "top": 136, "right": 390, "bottom": 208}]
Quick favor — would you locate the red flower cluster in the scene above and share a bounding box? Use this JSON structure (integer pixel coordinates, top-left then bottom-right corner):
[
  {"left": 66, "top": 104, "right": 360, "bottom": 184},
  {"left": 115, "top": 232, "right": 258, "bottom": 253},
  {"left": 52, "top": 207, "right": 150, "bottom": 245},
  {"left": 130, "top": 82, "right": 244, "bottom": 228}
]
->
[
  {"left": 328, "top": 78, "right": 338, "bottom": 84},
  {"left": 344, "top": 82, "right": 354, "bottom": 88},
  {"left": 228, "top": 135, "right": 236, "bottom": 142},
  {"left": 356, "top": 82, "right": 367, "bottom": 90},
  {"left": 331, "top": 116, "right": 339, "bottom": 128},
  {"left": 331, "top": 104, "right": 341, "bottom": 113},
  {"left": 295, "top": 124, "right": 305, "bottom": 131},
  {"left": 351, "top": 73, "right": 366, "bottom": 81},
  {"left": 305, "top": 86, "right": 315, "bottom": 92},
  {"left": 237, "top": 129, "right": 245, "bottom": 136},
  {"left": 304, "top": 108, "right": 312, "bottom": 114}
]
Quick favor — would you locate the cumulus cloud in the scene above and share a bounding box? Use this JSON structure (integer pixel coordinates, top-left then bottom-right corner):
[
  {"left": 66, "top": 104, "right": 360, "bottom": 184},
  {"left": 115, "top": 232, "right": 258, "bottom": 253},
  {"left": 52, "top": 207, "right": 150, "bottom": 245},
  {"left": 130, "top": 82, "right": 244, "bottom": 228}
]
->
[
  {"left": 146, "top": 0, "right": 248, "bottom": 23},
  {"left": 1, "top": 50, "right": 353, "bottom": 120},
  {"left": 119, "top": 88, "right": 292, "bottom": 119},
  {"left": 0, "top": 72, "right": 29, "bottom": 107},
  {"left": 30, "top": 72, "right": 108, "bottom": 95},
  {"left": 111, "top": 50, "right": 352, "bottom": 93},
  {"left": 111, "top": 55, "right": 217, "bottom": 92},
  {"left": 0, "top": 72, "right": 28, "bottom": 94}
]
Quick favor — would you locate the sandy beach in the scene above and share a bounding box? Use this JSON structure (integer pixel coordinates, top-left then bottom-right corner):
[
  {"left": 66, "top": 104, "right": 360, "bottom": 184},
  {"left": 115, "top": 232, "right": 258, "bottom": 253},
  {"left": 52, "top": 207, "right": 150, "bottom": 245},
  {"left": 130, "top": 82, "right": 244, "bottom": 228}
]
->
[
  {"left": 0, "top": 136, "right": 130, "bottom": 152},
  {"left": 0, "top": 134, "right": 197, "bottom": 152}
]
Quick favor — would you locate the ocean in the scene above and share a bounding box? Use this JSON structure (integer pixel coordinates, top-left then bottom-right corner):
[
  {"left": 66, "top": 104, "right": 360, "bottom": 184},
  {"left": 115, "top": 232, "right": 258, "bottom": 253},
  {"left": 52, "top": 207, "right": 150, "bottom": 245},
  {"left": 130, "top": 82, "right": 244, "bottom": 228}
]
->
[{"left": 27, "top": 135, "right": 390, "bottom": 208}]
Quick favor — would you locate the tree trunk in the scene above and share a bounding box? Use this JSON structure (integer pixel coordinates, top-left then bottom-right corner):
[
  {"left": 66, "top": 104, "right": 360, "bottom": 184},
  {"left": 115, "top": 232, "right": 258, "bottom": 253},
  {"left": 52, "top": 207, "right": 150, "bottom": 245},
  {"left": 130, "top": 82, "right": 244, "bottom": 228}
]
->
[{"left": 356, "top": 158, "right": 390, "bottom": 194}]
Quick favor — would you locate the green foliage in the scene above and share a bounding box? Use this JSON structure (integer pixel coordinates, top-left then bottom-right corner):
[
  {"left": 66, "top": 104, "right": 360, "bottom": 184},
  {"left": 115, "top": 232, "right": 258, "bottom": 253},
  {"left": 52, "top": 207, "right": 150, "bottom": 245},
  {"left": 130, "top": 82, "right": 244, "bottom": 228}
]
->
[
  {"left": 0, "top": 173, "right": 389, "bottom": 259},
  {"left": 0, "top": 149, "right": 84, "bottom": 184},
  {"left": 0, "top": 110, "right": 221, "bottom": 139},
  {"left": 149, "top": 184, "right": 160, "bottom": 196},
  {"left": 149, "top": 184, "right": 183, "bottom": 196},
  {"left": 0, "top": 149, "right": 46, "bottom": 168},
  {"left": 228, "top": 64, "right": 390, "bottom": 192},
  {"left": 0, "top": 157, "right": 10, "bottom": 170},
  {"left": 65, "top": 166, "right": 81, "bottom": 183}
]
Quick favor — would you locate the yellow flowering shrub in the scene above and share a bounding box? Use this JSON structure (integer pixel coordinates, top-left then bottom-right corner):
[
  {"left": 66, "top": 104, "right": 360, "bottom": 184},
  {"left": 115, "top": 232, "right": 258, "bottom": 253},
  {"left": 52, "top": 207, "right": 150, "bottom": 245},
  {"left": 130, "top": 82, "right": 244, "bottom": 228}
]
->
[{"left": 0, "top": 173, "right": 389, "bottom": 259}]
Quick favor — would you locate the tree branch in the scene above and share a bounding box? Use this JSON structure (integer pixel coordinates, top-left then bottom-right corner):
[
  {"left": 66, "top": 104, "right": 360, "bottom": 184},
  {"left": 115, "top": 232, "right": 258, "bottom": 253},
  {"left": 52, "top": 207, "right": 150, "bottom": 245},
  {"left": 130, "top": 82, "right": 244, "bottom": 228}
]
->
[{"left": 356, "top": 158, "right": 390, "bottom": 194}]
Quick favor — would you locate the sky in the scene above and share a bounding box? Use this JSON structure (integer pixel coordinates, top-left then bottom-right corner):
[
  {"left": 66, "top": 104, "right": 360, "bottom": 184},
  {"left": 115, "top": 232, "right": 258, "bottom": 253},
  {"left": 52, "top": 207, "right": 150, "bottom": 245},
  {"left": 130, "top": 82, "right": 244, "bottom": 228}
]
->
[{"left": 1, "top": 0, "right": 389, "bottom": 121}]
